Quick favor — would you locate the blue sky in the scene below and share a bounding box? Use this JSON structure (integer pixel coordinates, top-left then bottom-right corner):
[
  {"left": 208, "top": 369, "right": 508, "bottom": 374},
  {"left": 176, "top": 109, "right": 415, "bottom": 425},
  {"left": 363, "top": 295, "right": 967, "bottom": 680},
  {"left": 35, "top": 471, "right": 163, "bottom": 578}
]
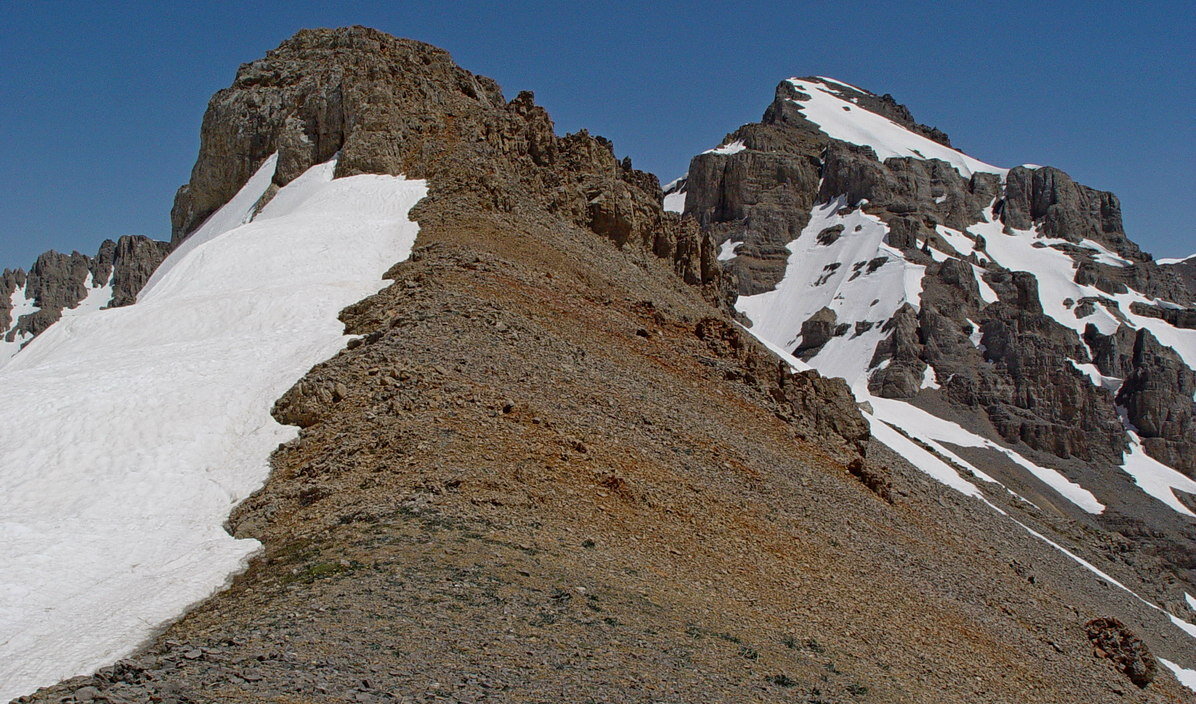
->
[{"left": 0, "top": 1, "right": 1192, "bottom": 268}]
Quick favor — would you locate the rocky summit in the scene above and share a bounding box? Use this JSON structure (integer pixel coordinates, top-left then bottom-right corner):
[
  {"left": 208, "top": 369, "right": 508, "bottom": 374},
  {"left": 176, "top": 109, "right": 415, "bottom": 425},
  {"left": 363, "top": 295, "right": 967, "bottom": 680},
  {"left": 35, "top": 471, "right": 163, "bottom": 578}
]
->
[{"left": 2, "top": 26, "right": 1195, "bottom": 704}]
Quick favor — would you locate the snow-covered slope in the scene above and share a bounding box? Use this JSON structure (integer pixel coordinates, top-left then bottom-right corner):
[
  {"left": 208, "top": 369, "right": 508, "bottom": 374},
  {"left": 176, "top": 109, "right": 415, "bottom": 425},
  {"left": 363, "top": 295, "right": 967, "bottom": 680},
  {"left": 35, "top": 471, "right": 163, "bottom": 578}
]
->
[
  {"left": 735, "top": 198, "right": 923, "bottom": 390},
  {"left": 0, "top": 156, "right": 426, "bottom": 700},
  {"left": 785, "top": 77, "right": 1006, "bottom": 177}
]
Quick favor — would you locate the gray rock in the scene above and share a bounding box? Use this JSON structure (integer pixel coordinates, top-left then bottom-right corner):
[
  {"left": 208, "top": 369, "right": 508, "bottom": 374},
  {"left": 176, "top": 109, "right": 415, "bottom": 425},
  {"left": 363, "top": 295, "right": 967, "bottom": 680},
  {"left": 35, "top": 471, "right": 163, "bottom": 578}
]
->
[
  {"left": 2, "top": 235, "right": 169, "bottom": 348},
  {"left": 1116, "top": 328, "right": 1196, "bottom": 474},
  {"left": 794, "top": 306, "right": 838, "bottom": 357}
]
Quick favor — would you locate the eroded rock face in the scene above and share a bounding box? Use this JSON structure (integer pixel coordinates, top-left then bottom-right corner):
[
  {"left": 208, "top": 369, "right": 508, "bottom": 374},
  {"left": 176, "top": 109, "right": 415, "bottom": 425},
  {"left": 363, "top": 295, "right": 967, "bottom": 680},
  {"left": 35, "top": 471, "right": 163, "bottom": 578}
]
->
[
  {"left": 1160, "top": 256, "right": 1196, "bottom": 298},
  {"left": 1116, "top": 329, "right": 1196, "bottom": 474},
  {"left": 1001, "top": 167, "right": 1129, "bottom": 250},
  {"left": 107, "top": 236, "right": 172, "bottom": 308},
  {"left": 1, "top": 268, "right": 29, "bottom": 331},
  {"left": 2, "top": 236, "right": 170, "bottom": 347},
  {"left": 681, "top": 76, "right": 1196, "bottom": 481},
  {"left": 171, "top": 26, "right": 725, "bottom": 300}
]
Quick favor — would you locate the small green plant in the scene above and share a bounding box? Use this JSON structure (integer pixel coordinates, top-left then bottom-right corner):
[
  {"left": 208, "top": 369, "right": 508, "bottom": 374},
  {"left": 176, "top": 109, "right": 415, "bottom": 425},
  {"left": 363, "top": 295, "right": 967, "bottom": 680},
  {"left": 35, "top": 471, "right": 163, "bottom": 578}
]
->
[
  {"left": 806, "top": 637, "right": 825, "bottom": 653},
  {"left": 847, "top": 683, "right": 869, "bottom": 696},
  {"left": 284, "top": 560, "right": 355, "bottom": 584},
  {"left": 739, "top": 645, "right": 759, "bottom": 660},
  {"left": 782, "top": 635, "right": 798, "bottom": 648}
]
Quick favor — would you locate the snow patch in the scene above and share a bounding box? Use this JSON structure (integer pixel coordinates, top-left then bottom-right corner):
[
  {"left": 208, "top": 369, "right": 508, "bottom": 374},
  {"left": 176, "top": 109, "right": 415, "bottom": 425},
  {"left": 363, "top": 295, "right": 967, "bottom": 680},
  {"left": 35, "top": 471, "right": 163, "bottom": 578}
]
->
[
  {"left": 785, "top": 78, "right": 1006, "bottom": 177},
  {"left": 704, "top": 139, "right": 746, "bottom": 155},
  {"left": 866, "top": 415, "right": 983, "bottom": 498},
  {"left": 663, "top": 190, "right": 686, "bottom": 214},
  {"left": 1159, "top": 658, "right": 1196, "bottom": 693},
  {"left": 1, "top": 284, "right": 39, "bottom": 363},
  {"left": 1118, "top": 431, "right": 1196, "bottom": 518},
  {"left": 970, "top": 206, "right": 1196, "bottom": 368},
  {"left": 0, "top": 157, "right": 427, "bottom": 700},
  {"left": 737, "top": 198, "right": 924, "bottom": 390},
  {"left": 1068, "top": 359, "right": 1121, "bottom": 391},
  {"left": 867, "top": 396, "right": 1104, "bottom": 514}
]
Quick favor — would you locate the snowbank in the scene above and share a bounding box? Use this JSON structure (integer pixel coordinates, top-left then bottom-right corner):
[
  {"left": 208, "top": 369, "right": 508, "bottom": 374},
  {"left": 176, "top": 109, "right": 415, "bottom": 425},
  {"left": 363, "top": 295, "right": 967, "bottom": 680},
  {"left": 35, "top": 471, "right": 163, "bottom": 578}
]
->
[{"left": 0, "top": 156, "right": 427, "bottom": 700}]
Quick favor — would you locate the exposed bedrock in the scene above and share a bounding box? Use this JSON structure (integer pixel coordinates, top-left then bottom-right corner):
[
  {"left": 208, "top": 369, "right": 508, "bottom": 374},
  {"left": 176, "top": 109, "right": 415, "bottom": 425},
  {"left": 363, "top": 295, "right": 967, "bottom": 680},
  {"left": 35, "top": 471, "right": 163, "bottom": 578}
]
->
[
  {"left": 682, "top": 77, "right": 1196, "bottom": 479},
  {"left": 1161, "top": 257, "right": 1196, "bottom": 298},
  {"left": 1116, "top": 329, "right": 1196, "bottom": 474},
  {"left": 2, "top": 236, "right": 170, "bottom": 345},
  {"left": 171, "top": 27, "right": 726, "bottom": 301},
  {"left": 0, "top": 268, "right": 27, "bottom": 330}
]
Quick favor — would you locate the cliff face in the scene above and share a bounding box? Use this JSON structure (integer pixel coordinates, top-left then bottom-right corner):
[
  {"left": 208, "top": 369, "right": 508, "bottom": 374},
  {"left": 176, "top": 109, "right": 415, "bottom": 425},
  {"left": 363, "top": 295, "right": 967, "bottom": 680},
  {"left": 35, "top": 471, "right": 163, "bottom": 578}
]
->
[
  {"left": 170, "top": 28, "right": 724, "bottom": 297},
  {"left": 679, "top": 77, "right": 1195, "bottom": 478},
  {"left": 1, "top": 236, "right": 169, "bottom": 358},
  {"left": 8, "top": 30, "right": 1196, "bottom": 704}
]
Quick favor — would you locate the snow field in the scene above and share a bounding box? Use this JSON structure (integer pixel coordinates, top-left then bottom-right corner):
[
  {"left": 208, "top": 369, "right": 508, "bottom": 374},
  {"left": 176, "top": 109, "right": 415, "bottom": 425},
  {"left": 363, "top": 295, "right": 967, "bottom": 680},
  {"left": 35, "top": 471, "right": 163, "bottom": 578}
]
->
[
  {"left": 0, "top": 155, "right": 427, "bottom": 700},
  {"left": 785, "top": 78, "right": 1006, "bottom": 178}
]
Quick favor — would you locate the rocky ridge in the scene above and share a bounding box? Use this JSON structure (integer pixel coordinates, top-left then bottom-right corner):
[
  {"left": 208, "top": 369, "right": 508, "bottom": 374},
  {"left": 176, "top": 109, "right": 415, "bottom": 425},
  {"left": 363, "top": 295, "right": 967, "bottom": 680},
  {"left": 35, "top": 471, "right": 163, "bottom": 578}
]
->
[
  {"left": 1, "top": 236, "right": 169, "bottom": 357},
  {"left": 9, "top": 28, "right": 1196, "bottom": 704}
]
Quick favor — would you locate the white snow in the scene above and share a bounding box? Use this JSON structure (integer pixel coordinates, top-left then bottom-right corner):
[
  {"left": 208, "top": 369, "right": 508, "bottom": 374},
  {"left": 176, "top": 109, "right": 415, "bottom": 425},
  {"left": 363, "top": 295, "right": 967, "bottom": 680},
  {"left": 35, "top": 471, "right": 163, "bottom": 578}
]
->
[
  {"left": 1157, "top": 255, "right": 1194, "bottom": 266},
  {"left": 968, "top": 206, "right": 1196, "bottom": 368},
  {"left": 1078, "top": 238, "right": 1132, "bottom": 267},
  {"left": 717, "top": 239, "right": 739, "bottom": 261},
  {"left": 866, "top": 415, "right": 983, "bottom": 498},
  {"left": 934, "top": 226, "right": 975, "bottom": 257},
  {"left": 0, "top": 155, "right": 427, "bottom": 700},
  {"left": 1159, "top": 658, "right": 1196, "bottom": 693},
  {"left": 966, "top": 319, "right": 985, "bottom": 349},
  {"left": 703, "top": 139, "right": 746, "bottom": 155},
  {"left": 972, "top": 265, "right": 998, "bottom": 304},
  {"left": 867, "top": 396, "right": 1104, "bottom": 513},
  {"left": 1, "top": 284, "right": 38, "bottom": 362},
  {"left": 1170, "top": 615, "right": 1196, "bottom": 639},
  {"left": 1118, "top": 431, "right": 1196, "bottom": 518},
  {"left": 732, "top": 193, "right": 1105, "bottom": 514},
  {"left": 1067, "top": 359, "right": 1121, "bottom": 391},
  {"left": 1, "top": 273, "right": 111, "bottom": 365},
  {"left": 140, "top": 154, "right": 280, "bottom": 299},
  {"left": 62, "top": 272, "right": 114, "bottom": 319},
  {"left": 920, "top": 364, "right": 940, "bottom": 389},
  {"left": 785, "top": 78, "right": 1006, "bottom": 178},
  {"left": 737, "top": 198, "right": 924, "bottom": 390},
  {"left": 1187, "top": 592, "right": 1196, "bottom": 612},
  {"left": 662, "top": 175, "right": 686, "bottom": 214},
  {"left": 663, "top": 189, "right": 686, "bottom": 214}
]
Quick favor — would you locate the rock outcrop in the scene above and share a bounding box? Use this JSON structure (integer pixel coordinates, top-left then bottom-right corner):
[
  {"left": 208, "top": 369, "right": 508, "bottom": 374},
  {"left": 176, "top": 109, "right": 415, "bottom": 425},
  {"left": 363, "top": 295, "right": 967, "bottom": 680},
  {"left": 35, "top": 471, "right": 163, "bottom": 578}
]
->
[
  {"left": 1085, "top": 617, "right": 1158, "bottom": 688},
  {"left": 1, "top": 236, "right": 170, "bottom": 349},
  {"left": 171, "top": 27, "right": 725, "bottom": 299},
  {"left": 680, "top": 76, "right": 1196, "bottom": 480},
  {"left": 1160, "top": 256, "right": 1196, "bottom": 298}
]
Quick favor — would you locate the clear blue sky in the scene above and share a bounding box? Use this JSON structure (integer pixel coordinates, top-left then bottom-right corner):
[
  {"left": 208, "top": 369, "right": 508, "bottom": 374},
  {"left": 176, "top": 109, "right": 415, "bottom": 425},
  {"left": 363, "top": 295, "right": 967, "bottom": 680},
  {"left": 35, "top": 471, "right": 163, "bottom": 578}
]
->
[{"left": 1, "top": 1, "right": 1192, "bottom": 269}]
